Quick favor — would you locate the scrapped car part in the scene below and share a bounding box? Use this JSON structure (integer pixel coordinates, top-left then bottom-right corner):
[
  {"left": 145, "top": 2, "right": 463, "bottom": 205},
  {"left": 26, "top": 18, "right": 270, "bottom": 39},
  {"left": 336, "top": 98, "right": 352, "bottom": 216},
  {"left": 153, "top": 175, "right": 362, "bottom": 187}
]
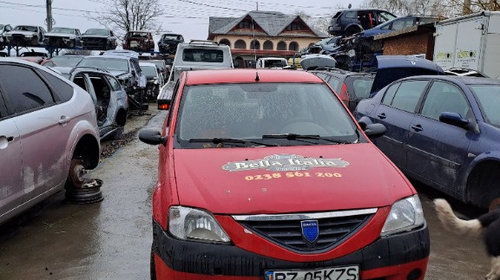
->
[
  {"left": 81, "top": 28, "right": 117, "bottom": 50},
  {"left": 43, "top": 27, "right": 82, "bottom": 48},
  {"left": 123, "top": 30, "right": 154, "bottom": 52},
  {"left": 328, "top": 9, "right": 396, "bottom": 36},
  {"left": 158, "top": 33, "right": 184, "bottom": 54},
  {"left": 300, "top": 54, "right": 336, "bottom": 70},
  {"left": 5, "top": 25, "right": 45, "bottom": 46}
]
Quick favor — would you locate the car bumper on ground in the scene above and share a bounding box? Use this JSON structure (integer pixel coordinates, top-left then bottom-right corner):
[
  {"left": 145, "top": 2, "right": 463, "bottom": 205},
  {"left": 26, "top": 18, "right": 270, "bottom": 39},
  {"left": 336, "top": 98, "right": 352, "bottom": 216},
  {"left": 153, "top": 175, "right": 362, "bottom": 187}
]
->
[{"left": 152, "top": 220, "right": 430, "bottom": 280}]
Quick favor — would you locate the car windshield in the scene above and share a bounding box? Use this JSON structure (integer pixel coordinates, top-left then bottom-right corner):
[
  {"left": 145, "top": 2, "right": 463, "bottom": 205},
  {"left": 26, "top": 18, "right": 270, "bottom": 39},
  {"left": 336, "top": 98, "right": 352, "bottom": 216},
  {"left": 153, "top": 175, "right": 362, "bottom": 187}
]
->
[
  {"left": 15, "top": 26, "right": 37, "bottom": 32},
  {"left": 51, "top": 56, "right": 83, "bottom": 67},
  {"left": 469, "top": 84, "right": 500, "bottom": 127},
  {"left": 162, "top": 35, "right": 180, "bottom": 40},
  {"left": 78, "top": 57, "right": 129, "bottom": 72},
  {"left": 141, "top": 65, "right": 157, "bottom": 78},
  {"left": 264, "top": 60, "right": 287, "bottom": 68},
  {"left": 51, "top": 27, "right": 74, "bottom": 34},
  {"left": 84, "top": 29, "right": 109, "bottom": 36},
  {"left": 175, "top": 83, "right": 359, "bottom": 148}
]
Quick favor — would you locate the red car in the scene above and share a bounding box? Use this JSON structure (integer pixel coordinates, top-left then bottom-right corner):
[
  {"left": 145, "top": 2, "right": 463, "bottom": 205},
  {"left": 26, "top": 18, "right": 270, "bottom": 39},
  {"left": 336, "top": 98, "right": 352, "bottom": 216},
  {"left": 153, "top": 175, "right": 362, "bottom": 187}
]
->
[
  {"left": 139, "top": 69, "right": 429, "bottom": 280},
  {"left": 122, "top": 30, "right": 154, "bottom": 52}
]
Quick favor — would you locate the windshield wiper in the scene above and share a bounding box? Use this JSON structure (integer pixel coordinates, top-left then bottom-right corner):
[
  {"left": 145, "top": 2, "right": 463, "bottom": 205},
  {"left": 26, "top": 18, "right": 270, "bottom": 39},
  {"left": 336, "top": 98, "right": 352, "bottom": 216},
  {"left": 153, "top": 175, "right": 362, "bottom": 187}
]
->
[
  {"left": 262, "top": 133, "right": 353, "bottom": 144},
  {"left": 189, "top": 138, "right": 277, "bottom": 147}
]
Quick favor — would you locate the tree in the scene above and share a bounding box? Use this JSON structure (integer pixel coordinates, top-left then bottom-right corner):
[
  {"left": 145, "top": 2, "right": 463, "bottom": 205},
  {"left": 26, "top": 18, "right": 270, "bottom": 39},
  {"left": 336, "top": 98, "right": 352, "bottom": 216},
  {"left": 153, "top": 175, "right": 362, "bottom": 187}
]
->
[{"left": 93, "top": 0, "right": 163, "bottom": 39}]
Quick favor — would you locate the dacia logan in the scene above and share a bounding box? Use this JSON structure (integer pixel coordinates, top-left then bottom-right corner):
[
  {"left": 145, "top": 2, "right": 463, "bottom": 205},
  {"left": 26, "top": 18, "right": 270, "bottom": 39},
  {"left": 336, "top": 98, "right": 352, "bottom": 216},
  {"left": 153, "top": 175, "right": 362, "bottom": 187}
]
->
[{"left": 139, "top": 69, "right": 429, "bottom": 280}]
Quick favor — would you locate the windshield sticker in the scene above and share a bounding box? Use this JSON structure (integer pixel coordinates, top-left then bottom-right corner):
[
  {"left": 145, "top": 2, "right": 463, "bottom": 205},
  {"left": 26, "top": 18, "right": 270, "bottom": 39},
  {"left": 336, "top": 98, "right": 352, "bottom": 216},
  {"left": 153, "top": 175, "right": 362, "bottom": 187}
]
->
[{"left": 222, "top": 154, "right": 349, "bottom": 172}]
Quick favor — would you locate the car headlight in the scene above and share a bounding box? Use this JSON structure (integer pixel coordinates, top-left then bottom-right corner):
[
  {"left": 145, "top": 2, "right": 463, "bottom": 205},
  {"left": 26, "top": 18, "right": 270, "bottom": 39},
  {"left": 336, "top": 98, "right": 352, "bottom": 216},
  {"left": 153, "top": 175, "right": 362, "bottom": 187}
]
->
[
  {"left": 168, "top": 206, "right": 231, "bottom": 243},
  {"left": 380, "top": 194, "right": 425, "bottom": 237}
]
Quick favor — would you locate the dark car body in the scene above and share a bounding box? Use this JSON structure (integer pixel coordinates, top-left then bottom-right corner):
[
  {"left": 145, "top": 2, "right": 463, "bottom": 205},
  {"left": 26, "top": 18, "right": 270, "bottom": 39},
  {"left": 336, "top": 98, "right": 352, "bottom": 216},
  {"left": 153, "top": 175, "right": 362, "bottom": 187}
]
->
[
  {"left": 123, "top": 31, "right": 154, "bottom": 52},
  {"left": 158, "top": 33, "right": 184, "bottom": 54},
  {"left": 140, "top": 69, "right": 429, "bottom": 280},
  {"left": 328, "top": 9, "right": 396, "bottom": 36},
  {"left": 43, "top": 27, "right": 82, "bottom": 48},
  {"left": 359, "top": 16, "right": 439, "bottom": 38},
  {"left": 81, "top": 28, "right": 117, "bottom": 50},
  {"left": 311, "top": 69, "right": 375, "bottom": 111},
  {"left": 354, "top": 75, "right": 500, "bottom": 208}
]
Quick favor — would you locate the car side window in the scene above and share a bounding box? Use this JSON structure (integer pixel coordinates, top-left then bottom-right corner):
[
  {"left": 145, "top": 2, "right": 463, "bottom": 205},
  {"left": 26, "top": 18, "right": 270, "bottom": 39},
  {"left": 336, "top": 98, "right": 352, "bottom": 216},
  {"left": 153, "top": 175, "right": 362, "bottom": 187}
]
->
[
  {"left": 37, "top": 69, "right": 74, "bottom": 102},
  {"left": 390, "top": 80, "right": 428, "bottom": 112},
  {"left": 421, "top": 81, "right": 470, "bottom": 120},
  {"left": 0, "top": 64, "right": 55, "bottom": 116},
  {"left": 382, "top": 82, "right": 400, "bottom": 105},
  {"left": 344, "top": 11, "right": 357, "bottom": 19},
  {"left": 106, "top": 75, "right": 122, "bottom": 91},
  {"left": 327, "top": 76, "right": 342, "bottom": 93}
]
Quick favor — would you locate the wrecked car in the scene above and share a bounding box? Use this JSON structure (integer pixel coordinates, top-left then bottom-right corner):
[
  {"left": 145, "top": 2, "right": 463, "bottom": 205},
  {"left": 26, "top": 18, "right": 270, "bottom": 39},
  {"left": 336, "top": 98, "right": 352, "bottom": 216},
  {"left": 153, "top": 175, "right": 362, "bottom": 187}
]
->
[
  {"left": 81, "top": 28, "right": 117, "bottom": 50},
  {"left": 158, "top": 33, "right": 184, "bottom": 54},
  {"left": 5, "top": 25, "right": 46, "bottom": 46},
  {"left": 140, "top": 69, "right": 429, "bottom": 280},
  {"left": 0, "top": 58, "right": 101, "bottom": 225},
  {"left": 123, "top": 30, "right": 154, "bottom": 53},
  {"left": 76, "top": 54, "right": 147, "bottom": 110},
  {"left": 70, "top": 67, "right": 129, "bottom": 140},
  {"left": 139, "top": 62, "right": 162, "bottom": 100},
  {"left": 328, "top": 9, "right": 396, "bottom": 36},
  {"left": 43, "top": 27, "right": 82, "bottom": 48}
]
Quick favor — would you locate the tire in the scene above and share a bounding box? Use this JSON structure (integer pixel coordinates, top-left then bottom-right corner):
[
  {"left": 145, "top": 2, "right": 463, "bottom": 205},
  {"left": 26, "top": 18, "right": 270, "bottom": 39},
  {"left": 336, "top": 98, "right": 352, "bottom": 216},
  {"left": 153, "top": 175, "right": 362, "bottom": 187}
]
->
[
  {"left": 345, "top": 26, "right": 361, "bottom": 36},
  {"left": 467, "top": 163, "right": 500, "bottom": 208},
  {"left": 65, "top": 158, "right": 103, "bottom": 204}
]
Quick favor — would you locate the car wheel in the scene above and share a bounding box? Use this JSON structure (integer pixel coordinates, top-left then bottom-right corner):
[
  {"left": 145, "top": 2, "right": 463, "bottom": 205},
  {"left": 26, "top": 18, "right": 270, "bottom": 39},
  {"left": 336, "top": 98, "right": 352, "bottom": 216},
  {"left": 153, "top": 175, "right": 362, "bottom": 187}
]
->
[
  {"left": 65, "top": 158, "right": 103, "bottom": 204},
  {"left": 150, "top": 246, "right": 157, "bottom": 280},
  {"left": 68, "top": 40, "right": 75, "bottom": 48},
  {"left": 467, "top": 162, "right": 500, "bottom": 208}
]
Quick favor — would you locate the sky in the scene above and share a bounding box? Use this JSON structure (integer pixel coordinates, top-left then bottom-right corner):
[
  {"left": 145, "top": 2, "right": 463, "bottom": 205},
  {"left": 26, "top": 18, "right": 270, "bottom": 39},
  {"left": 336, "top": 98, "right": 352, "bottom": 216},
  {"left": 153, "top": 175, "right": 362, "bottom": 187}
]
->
[{"left": 0, "top": 0, "right": 365, "bottom": 42}]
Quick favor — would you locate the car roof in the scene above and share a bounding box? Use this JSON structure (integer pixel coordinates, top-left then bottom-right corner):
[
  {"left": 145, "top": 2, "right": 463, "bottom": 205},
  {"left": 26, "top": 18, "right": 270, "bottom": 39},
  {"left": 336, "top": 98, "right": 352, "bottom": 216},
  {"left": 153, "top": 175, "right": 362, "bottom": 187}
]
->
[
  {"left": 184, "top": 69, "right": 323, "bottom": 86},
  {"left": 398, "top": 75, "right": 500, "bottom": 85}
]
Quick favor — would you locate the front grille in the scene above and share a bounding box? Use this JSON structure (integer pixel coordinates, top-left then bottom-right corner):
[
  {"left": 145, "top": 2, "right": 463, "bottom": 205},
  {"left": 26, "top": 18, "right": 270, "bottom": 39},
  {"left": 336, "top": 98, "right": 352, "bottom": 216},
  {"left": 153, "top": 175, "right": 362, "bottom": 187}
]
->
[{"left": 236, "top": 209, "right": 375, "bottom": 253}]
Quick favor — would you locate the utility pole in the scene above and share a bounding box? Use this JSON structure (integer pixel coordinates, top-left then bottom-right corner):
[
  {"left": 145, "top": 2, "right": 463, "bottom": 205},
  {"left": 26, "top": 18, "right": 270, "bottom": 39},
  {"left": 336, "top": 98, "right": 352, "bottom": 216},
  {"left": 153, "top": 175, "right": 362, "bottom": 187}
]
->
[{"left": 46, "top": 0, "right": 53, "bottom": 31}]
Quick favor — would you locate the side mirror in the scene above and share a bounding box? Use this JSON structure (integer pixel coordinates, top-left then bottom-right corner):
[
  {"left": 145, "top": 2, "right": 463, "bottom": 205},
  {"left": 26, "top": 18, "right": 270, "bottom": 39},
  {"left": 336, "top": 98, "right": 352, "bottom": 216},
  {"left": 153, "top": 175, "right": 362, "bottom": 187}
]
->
[
  {"left": 439, "top": 112, "right": 470, "bottom": 130},
  {"left": 139, "top": 129, "right": 167, "bottom": 146},
  {"left": 358, "top": 116, "right": 386, "bottom": 139}
]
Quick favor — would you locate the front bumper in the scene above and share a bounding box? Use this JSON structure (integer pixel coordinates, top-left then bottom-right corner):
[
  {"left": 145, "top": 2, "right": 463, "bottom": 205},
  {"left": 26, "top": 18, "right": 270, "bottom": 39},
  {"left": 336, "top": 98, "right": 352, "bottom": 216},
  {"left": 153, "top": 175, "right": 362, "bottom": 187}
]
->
[{"left": 152, "top": 219, "right": 429, "bottom": 279}]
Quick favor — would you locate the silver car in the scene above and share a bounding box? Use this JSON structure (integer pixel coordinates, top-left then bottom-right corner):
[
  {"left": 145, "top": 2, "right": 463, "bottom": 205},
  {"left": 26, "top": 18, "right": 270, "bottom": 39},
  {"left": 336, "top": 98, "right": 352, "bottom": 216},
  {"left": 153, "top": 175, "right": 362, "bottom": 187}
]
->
[
  {"left": 0, "top": 59, "right": 101, "bottom": 225},
  {"left": 70, "top": 67, "right": 129, "bottom": 140}
]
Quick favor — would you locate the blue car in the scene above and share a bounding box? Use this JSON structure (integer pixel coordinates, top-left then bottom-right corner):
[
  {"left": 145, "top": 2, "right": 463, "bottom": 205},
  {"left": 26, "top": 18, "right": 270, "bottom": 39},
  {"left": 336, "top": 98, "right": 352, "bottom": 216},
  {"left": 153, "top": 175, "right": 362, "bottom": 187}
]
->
[
  {"left": 359, "top": 15, "right": 439, "bottom": 38},
  {"left": 355, "top": 75, "right": 500, "bottom": 208}
]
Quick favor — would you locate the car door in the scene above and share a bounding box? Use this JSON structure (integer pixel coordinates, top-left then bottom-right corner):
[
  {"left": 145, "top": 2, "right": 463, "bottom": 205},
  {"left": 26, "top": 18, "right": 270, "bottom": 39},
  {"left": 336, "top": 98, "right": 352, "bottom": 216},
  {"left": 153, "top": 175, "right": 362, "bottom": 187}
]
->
[
  {"left": 372, "top": 80, "right": 429, "bottom": 169},
  {"left": 0, "top": 64, "right": 70, "bottom": 197},
  {"left": 405, "top": 80, "right": 472, "bottom": 192},
  {"left": 0, "top": 89, "right": 23, "bottom": 222}
]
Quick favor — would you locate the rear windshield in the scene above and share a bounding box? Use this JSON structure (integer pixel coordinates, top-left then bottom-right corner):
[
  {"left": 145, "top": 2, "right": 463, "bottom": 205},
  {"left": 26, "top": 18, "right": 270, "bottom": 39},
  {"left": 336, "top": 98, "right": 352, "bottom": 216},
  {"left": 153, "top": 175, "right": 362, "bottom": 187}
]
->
[
  {"left": 182, "top": 49, "right": 224, "bottom": 63},
  {"left": 470, "top": 84, "right": 500, "bottom": 127},
  {"left": 264, "top": 59, "right": 287, "bottom": 68},
  {"left": 175, "top": 83, "right": 358, "bottom": 148},
  {"left": 351, "top": 78, "right": 375, "bottom": 99}
]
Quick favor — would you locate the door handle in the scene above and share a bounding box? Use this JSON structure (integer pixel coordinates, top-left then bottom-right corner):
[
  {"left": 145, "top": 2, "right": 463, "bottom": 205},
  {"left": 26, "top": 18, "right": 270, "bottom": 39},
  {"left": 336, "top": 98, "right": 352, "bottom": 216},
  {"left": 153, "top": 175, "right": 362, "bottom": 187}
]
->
[
  {"left": 411, "top": 124, "right": 423, "bottom": 132},
  {"left": 377, "top": 113, "right": 386, "bottom": 119},
  {"left": 58, "top": 115, "right": 69, "bottom": 125}
]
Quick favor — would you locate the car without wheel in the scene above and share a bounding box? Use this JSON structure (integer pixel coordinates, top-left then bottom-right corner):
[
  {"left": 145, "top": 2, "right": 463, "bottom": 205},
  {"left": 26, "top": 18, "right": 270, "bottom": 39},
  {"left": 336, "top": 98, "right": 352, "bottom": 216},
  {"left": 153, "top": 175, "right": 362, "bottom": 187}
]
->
[
  {"left": 43, "top": 27, "right": 82, "bottom": 48},
  {"left": 5, "top": 25, "right": 46, "bottom": 47},
  {"left": 81, "top": 28, "right": 117, "bottom": 50},
  {"left": 140, "top": 69, "right": 430, "bottom": 280},
  {"left": 0, "top": 58, "right": 101, "bottom": 225}
]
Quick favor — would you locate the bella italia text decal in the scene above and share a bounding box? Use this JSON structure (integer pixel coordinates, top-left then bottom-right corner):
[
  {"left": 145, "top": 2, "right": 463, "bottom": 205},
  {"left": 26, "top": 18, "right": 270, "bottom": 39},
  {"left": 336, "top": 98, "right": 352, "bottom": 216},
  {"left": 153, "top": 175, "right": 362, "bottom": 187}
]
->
[{"left": 222, "top": 154, "right": 349, "bottom": 172}]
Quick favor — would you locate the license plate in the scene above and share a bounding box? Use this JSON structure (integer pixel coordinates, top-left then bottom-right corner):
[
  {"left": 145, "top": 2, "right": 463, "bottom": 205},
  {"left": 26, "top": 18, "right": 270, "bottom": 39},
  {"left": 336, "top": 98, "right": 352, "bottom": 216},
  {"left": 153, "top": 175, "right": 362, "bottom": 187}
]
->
[{"left": 265, "top": 265, "right": 359, "bottom": 280}]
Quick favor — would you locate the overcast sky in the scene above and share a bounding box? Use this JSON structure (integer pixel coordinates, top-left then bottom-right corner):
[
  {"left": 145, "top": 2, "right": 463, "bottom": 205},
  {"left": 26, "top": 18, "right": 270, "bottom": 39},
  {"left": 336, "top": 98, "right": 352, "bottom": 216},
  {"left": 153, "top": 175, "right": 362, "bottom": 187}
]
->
[{"left": 1, "top": 0, "right": 365, "bottom": 41}]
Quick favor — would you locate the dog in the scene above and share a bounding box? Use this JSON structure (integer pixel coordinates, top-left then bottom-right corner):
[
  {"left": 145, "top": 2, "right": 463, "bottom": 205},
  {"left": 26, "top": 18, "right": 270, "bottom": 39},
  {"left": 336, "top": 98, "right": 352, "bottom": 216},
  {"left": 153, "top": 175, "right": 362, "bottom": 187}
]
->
[{"left": 434, "top": 199, "right": 500, "bottom": 280}]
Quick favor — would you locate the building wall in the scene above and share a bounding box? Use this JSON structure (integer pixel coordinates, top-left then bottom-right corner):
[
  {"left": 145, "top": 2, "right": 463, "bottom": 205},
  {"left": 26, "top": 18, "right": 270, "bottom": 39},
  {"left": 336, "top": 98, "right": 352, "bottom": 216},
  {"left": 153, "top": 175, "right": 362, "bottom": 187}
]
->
[
  {"left": 382, "top": 33, "right": 435, "bottom": 60},
  {"left": 212, "top": 34, "right": 318, "bottom": 55}
]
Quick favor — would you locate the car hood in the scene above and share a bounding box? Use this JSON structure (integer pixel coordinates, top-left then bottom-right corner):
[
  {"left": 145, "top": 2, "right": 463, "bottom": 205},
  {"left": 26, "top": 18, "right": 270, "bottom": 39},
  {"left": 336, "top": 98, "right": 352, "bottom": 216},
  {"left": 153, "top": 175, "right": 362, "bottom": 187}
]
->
[
  {"left": 7, "top": 31, "right": 36, "bottom": 36},
  {"left": 82, "top": 35, "right": 109, "bottom": 39},
  {"left": 370, "top": 55, "right": 444, "bottom": 95},
  {"left": 172, "top": 144, "right": 414, "bottom": 214},
  {"left": 45, "top": 32, "right": 75, "bottom": 38}
]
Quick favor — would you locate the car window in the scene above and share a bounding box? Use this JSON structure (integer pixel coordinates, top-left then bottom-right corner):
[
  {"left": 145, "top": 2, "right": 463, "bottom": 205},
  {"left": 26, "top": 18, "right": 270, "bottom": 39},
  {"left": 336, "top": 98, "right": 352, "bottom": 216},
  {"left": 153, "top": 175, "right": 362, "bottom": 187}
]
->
[
  {"left": 37, "top": 69, "right": 74, "bottom": 102},
  {"left": 73, "top": 74, "right": 88, "bottom": 91},
  {"left": 421, "top": 81, "right": 470, "bottom": 120},
  {"left": 389, "top": 80, "right": 428, "bottom": 112},
  {"left": 469, "top": 84, "right": 500, "bottom": 127},
  {"left": 344, "top": 11, "right": 356, "bottom": 19},
  {"left": 106, "top": 75, "right": 122, "bottom": 91},
  {"left": 382, "top": 82, "right": 400, "bottom": 105},
  {"left": 351, "top": 78, "right": 374, "bottom": 99},
  {"left": 0, "top": 64, "right": 55, "bottom": 115},
  {"left": 392, "top": 18, "right": 414, "bottom": 31},
  {"left": 378, "top": 12, "right": 397, "bottom": 23},
  {"left": 89, "top": 75, "right": 111, "bottom": 98},
  {"left": 182, "top": 49, "right": 224, "bottom": 63},
  {"left": 327, "top": 76, "right": 342, "bottom": 93}
]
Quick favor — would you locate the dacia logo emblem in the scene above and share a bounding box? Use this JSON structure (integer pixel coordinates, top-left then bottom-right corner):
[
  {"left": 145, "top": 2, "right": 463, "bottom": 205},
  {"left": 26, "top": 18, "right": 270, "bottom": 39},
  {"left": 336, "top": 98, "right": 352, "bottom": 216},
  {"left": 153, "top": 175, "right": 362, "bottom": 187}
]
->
[{"left": 301, "top": 220, "right": 319, "bottom": 243}]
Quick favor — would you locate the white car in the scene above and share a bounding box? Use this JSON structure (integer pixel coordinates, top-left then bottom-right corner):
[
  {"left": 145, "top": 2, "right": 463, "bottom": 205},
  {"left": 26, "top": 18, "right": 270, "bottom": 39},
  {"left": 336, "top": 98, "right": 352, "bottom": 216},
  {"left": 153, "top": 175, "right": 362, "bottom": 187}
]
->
[
  {"left": 5, "top": 25, "right": 45, "bottom": 46},
  {"left": 0, "top": 58, "right": 101, "bottom": 225},
  {"left": 43, "top": 27, "right": 82, "bottom": 48}
]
